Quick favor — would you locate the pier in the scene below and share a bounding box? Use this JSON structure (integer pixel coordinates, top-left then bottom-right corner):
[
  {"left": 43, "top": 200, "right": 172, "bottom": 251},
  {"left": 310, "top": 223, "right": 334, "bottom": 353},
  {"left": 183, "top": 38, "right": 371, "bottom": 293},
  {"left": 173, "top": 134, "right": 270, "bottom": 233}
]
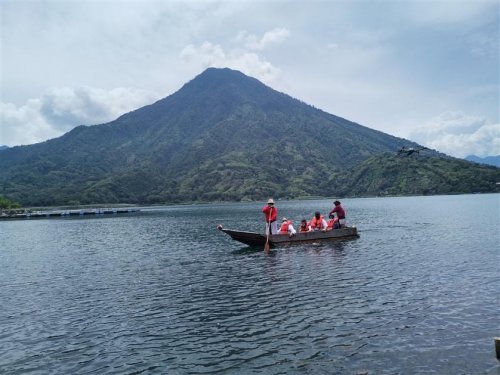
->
[{"left": 0, "top": 207, "right": 140, "bottom": 220}]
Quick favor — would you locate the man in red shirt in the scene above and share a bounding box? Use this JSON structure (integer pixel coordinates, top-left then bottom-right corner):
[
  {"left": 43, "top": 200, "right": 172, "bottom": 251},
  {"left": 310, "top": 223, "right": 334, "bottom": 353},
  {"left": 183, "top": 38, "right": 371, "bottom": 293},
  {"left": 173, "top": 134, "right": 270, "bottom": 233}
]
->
[
  {"left": 262, "top": 198, "right": 278, "bottom": 235},
  {"left": 328, "top": 200, "right": 346, "bottom": 228}
]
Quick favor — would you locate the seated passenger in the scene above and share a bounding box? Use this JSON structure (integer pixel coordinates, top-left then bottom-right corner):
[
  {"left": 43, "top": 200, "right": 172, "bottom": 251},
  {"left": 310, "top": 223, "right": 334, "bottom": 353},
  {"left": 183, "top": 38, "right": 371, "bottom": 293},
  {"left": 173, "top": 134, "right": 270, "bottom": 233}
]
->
[
  {"left": 326, "top": 215, "right": 339, "bottom": 231},
  {"left": 298, "top": 219, "right": 312, "bottom": 233},
  {"left": 278, "top": 217, "right": 296, "bottom": 237},
  {"left": 310, "top": 211, "right": 327, "bottom": 231}
]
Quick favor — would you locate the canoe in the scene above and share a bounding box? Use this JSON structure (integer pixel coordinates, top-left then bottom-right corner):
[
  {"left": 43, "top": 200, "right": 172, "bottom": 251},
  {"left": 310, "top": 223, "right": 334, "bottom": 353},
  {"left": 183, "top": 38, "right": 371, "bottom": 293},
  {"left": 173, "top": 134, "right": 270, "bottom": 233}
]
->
[{"left": 218, "top": 225, "right": 359, "bottom": 247}]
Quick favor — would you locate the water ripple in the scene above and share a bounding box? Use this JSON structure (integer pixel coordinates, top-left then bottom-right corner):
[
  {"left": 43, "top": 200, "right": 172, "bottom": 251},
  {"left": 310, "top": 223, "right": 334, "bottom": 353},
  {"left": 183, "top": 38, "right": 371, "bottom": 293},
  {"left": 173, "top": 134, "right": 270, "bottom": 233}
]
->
[{"left": 0, "top": 195, "right": 499, "bottom": 374}]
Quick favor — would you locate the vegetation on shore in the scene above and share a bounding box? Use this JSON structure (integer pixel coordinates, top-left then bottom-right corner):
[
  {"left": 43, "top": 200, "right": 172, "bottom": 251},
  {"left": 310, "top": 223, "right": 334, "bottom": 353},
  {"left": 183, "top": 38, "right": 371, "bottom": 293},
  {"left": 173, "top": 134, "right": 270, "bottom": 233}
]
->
[{"left": 0, "top": 195, "right": 21, "bottom": 209}]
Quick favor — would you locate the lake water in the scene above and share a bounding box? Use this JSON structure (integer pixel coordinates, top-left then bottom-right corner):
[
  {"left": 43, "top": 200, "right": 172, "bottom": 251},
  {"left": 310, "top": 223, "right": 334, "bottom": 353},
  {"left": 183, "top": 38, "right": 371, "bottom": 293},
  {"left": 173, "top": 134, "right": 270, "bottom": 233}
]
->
[{"left": 1, "top": 194, "right": 499, "bottom": 374}]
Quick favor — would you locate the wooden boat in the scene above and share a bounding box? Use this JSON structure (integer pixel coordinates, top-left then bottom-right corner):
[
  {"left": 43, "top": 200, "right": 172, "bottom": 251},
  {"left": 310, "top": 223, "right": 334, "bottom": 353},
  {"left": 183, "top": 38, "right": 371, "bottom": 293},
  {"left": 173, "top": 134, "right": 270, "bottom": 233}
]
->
[{"left": 218, "top": 225, "right": 359, "bottom": 247}]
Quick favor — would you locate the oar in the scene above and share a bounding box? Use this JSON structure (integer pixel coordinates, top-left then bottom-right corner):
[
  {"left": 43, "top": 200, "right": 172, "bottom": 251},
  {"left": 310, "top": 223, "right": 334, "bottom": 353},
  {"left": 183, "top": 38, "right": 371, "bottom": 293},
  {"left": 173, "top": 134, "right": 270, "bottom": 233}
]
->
[{"left": 264, "top": 207, "right": 271, "bottom": 252}]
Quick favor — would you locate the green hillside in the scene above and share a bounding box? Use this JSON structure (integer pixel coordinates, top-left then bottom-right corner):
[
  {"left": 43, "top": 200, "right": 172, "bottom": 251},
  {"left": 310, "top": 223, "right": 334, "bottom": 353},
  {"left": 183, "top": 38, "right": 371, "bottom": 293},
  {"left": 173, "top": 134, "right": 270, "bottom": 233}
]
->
[
  {"left": 331, "top": 154, "right": 499, "bottom": 197},
  {"left": 0, "top": 68, "right": 498, "bottom": 206}
]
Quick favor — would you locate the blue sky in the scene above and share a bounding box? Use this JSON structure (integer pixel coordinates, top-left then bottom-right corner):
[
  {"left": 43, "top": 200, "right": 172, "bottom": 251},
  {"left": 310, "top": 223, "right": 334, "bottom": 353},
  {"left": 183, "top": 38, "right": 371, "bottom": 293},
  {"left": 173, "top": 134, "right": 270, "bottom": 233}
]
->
[{"left": 1, "top": 0, "right": 498, "bottom": 158}]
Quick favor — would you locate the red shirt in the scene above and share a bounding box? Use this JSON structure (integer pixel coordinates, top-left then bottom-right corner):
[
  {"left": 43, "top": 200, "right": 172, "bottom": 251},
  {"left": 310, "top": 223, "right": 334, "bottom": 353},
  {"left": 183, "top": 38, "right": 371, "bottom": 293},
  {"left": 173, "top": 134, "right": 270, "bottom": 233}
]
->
[
  {"left": 262, "top": 205, "right": 277, "bottom": 223},
  {"left": 329, "top": 205, "right": 345, "bottom": 219}
]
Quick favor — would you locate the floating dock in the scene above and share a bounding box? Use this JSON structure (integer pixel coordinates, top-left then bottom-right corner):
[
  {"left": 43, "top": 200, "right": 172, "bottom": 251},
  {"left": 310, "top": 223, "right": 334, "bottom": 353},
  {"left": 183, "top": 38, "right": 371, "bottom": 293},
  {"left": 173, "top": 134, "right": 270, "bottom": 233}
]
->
[{"left": 0, "top": 207, "right": 141, "bottom": 220}]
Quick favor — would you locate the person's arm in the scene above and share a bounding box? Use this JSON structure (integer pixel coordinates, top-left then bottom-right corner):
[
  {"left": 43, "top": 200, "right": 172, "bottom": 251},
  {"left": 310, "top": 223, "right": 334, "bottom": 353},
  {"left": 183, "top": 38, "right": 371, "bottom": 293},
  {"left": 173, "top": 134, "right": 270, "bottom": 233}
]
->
[
  {"left": 270, "top": 208, "right": 277, "bottom": 222},
  {"left": 289, "top": 225, "right": 296, "bottom": 235}
]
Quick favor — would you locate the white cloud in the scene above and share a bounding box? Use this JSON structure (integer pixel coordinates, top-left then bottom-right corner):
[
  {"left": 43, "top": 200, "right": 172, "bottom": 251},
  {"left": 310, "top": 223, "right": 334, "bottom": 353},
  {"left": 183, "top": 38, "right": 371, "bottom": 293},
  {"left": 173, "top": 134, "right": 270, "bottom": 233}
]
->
[
  {"left": 180, "top": 28, "right": 289, "bottom": 83},
  {"left": 409, "top": 111, "right": 500, "bottom": 158},
  {"left": 237, "top": 27, "right": 291, "bottom": 51},
  {"left": 1, "top": 101, "right": 58, "bottom": 147},
  {"left": 180, "top": 42, "right": 226, "bottom": 67},
  {"left": 0, "top": 87, "right": 160, "bottom": 146}
]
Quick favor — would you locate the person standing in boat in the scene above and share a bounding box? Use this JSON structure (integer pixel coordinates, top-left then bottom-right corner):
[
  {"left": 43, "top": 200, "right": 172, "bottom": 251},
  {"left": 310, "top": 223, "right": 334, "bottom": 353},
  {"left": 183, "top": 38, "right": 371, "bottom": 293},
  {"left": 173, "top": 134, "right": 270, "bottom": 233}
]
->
[
  {"left": 328, "top": 200, "right": 346, "bottom": 228},
  {"left": 310, "top": 211, "right": 327, "bottom": 231},
  {"left": 278, "top": 217, "right": 296, "bottom": 237},
  {"left": 262, "top": 198, "right": 278, "bottom": 235}
]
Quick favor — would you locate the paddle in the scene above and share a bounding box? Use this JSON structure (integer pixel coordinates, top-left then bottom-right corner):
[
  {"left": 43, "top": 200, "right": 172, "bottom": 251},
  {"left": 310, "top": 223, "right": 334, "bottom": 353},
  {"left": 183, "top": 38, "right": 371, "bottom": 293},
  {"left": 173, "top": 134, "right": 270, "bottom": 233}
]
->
[{"left": 264, "top": 206, "right": 272, "bottom": 252}]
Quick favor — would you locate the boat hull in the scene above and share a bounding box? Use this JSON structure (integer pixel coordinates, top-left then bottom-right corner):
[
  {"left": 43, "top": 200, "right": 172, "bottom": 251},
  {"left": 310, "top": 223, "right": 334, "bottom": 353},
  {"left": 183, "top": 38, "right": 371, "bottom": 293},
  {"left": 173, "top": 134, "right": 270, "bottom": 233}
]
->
[{"left": 221, "top": 227, "right": 359, "bottom": 247}]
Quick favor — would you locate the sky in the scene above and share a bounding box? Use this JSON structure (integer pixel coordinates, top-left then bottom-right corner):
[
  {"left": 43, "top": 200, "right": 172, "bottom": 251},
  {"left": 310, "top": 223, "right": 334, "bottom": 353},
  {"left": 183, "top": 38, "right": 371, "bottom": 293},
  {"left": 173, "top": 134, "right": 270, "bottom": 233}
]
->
[{"left": 1, "top": 0, "right": 498, "bottom": 158}]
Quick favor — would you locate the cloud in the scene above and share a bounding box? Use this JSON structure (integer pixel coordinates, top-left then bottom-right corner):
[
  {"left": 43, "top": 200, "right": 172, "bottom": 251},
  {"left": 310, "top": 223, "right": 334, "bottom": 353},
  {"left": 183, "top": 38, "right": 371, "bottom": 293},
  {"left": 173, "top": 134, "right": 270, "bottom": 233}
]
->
[
  {"left": 467, "top": 32, "right": 498, "bottom": 57},
  {"left": 180, "top": 28, "right": 289, "bottom": 83},
  {"left": 0, "top": 87, "right": 159, "bottom": 146},
  {"left": 1, "top": 101, "right": 59, "bottom": 148},
  {"left": 409, "top": 111, "right": 500, "bottom": 158},
  {"left": 236, "top": 27, "right": 290, "bottom": 51},
  {"left": 180, "top": 42, "right": 226, "bottom": 67}
]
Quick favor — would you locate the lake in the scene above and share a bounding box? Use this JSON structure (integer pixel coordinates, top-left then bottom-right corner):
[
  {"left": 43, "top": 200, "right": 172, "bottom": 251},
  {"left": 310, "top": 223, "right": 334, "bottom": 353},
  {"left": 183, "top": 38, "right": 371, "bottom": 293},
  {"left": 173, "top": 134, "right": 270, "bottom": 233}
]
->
[{"left": 1, "top": 194, "right": 499, "bottom": 374}]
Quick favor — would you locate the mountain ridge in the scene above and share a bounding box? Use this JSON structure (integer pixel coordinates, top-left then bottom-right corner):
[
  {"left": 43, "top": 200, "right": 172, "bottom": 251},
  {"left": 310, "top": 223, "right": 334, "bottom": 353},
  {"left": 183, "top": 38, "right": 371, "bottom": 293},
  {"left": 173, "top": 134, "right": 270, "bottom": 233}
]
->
[
  {"left": 0, "top": 68, "right": 498, "bottom": 206},
  {"left": 465, "top": 155, "right": 500, "bottom": 168}
]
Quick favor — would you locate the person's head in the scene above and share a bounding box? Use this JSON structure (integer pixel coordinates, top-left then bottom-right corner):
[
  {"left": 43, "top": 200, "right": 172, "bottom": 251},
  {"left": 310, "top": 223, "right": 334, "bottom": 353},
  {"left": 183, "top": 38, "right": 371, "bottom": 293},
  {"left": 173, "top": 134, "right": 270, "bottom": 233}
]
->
[
  {"left": 334, "top": 200, "right": 341, "bottom": 206},
  {"left": 315, "top": 211, "right": 321, "bottom": 219},
  {"left": 282, "top": 217, "right": 288, "bottom": 222},
  {"left": 267, "top": 198, "right": 275, "bottom": 206},
  {"left": 301, "top": 219, "right": 307, "bottom": 226}
]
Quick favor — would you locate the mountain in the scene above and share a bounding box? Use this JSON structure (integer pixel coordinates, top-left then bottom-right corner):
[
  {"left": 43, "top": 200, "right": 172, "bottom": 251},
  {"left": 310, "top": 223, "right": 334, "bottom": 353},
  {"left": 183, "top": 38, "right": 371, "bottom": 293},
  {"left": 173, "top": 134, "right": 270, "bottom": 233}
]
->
[
  {"left": 465, "top": 155, "right": 500, "bottom": 168},
  {"left": 0, "top": 145, "right": 9, "bottom": 151},
  {"left": 0, "top": 68, "right": 498, "bottom": 206}
]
